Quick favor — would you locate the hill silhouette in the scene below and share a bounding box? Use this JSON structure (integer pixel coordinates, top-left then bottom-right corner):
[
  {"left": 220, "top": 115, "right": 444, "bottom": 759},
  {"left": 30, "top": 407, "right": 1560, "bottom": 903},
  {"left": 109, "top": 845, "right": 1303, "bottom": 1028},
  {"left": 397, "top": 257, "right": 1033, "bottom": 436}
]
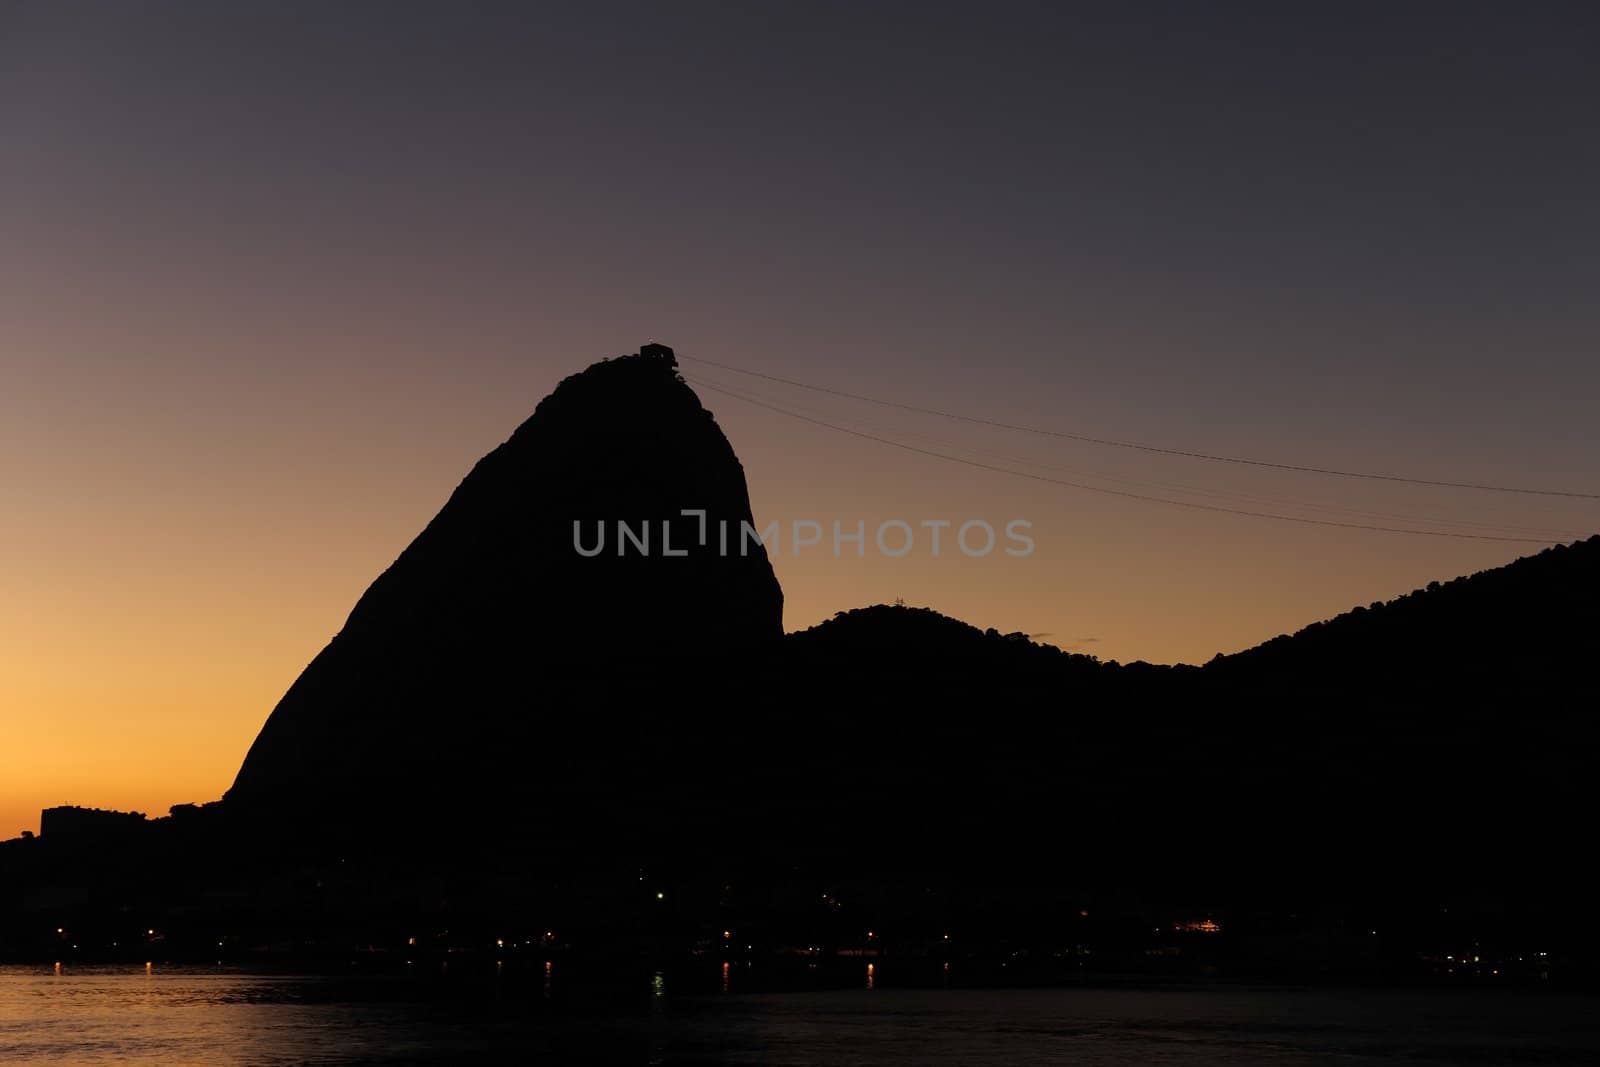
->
[{"left": 1211, "top": 535, "right": 1599, "bottom": 688}]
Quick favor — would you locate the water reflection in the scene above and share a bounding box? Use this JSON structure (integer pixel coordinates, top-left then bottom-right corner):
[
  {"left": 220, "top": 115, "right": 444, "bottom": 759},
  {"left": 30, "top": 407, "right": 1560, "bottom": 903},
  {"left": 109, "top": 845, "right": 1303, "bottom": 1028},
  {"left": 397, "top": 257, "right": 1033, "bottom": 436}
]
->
[{"left": 5, "top": 966, "right": 1600, "bottom": 1066}]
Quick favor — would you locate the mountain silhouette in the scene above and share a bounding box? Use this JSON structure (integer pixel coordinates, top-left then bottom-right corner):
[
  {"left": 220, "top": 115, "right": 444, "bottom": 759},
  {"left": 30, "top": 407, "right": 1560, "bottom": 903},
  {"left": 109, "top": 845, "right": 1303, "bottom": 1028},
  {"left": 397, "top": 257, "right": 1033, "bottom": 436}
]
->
[
  {"left": 227, "top": 345, "right": 782, "bottom": 831},
  {"left": 221, "top": 343, "right": 1595, "bottom": 886},
  {"left": 6, "top": 346, "right": 1596, "bottom": 974},
  {"left": 1210, "top": 535, "right": 1600, "bottom": 690}
]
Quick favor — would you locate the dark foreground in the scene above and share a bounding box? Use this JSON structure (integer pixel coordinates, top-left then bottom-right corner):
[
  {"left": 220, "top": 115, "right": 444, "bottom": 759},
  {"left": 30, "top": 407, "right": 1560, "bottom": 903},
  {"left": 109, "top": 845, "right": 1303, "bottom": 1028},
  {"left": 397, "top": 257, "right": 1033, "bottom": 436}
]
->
[{"left": 4, "top": 965, "right": 1599, "bottom": 1066}]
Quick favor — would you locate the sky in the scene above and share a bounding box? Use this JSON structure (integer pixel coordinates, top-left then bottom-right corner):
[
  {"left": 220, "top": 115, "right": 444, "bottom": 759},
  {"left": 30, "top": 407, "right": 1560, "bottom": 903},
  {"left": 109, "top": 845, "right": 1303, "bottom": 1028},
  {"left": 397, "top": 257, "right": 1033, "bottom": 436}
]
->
[{"left": 3, "top": 1, "right": 1599, "bottom": 835}]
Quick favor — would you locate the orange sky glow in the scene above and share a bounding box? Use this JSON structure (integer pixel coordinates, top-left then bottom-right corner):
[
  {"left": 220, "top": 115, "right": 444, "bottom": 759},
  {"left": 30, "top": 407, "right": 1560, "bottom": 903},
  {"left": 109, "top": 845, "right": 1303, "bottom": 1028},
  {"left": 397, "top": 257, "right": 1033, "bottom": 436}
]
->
[{"left": 4, "top": 5, "right": 1598, "bottom": 836}]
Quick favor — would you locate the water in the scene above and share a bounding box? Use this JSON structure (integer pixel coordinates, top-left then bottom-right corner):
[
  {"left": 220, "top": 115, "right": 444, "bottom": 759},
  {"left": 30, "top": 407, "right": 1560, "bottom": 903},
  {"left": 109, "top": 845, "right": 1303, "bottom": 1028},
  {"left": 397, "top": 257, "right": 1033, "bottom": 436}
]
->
[{"left": 2, "top": 966, "right": 1598, "bottom": 1065}]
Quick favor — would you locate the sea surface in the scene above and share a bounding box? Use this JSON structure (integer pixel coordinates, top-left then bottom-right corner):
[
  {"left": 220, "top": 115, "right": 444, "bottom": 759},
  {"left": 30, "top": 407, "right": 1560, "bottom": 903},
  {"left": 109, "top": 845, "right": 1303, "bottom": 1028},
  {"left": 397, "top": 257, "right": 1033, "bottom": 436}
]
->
[{"left": 2, "top": 965, "right": 1598, "bottom": 1065}]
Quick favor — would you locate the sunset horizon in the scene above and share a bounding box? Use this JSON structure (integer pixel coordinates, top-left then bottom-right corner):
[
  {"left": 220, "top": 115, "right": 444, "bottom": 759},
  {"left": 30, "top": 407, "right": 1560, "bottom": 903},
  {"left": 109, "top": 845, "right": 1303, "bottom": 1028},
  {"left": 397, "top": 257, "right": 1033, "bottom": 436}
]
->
[
  {"left": 6, "top": 4, "right": 1600, "bottom": 1062},
  {"left": 5, "top": 342, "right": 1593, "bottom": 837}
]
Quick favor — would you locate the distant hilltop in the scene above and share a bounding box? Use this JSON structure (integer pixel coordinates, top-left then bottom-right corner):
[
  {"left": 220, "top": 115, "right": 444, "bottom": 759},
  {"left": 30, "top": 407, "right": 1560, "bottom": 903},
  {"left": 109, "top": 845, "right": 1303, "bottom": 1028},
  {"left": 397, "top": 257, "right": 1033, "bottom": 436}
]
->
[{"left": 39, "top": 806, "right": 147, "bottom": 837}]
